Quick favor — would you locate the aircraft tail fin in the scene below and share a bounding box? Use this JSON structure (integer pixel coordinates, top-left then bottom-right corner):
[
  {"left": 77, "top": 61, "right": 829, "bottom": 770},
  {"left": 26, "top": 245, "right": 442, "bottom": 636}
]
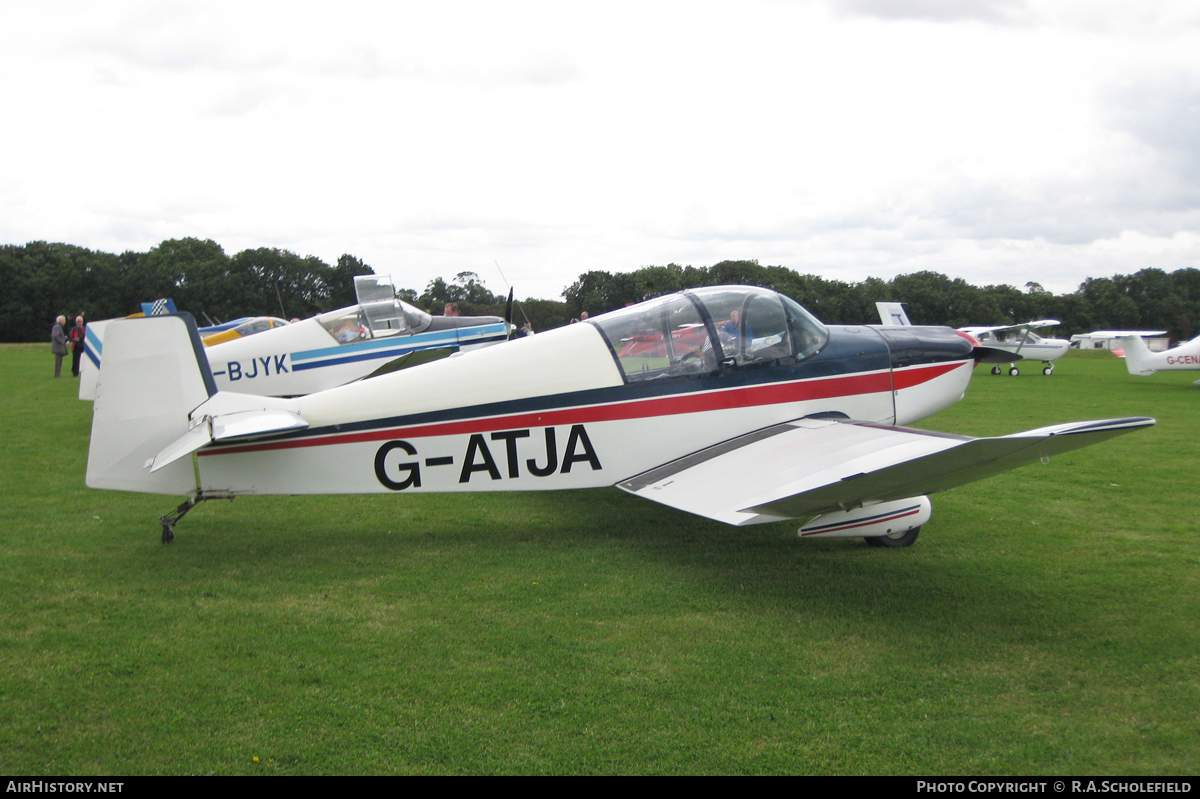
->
[
  {"left": 1117, "top": 335, "right": 1155, "bottom": 376},
  {"left": 875, "top": 301, "right": 911, "bottom": 326},
  {"left": 86, "top": 314, "right": 217, "bottom": 495},
  {"left": 77, "top": 319, "right": 110, "bottom": 401}
]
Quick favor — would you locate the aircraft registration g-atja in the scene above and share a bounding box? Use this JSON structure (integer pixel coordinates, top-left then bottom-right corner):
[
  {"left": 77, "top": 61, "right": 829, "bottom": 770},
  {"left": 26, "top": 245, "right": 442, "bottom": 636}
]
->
[
  {"left": 876, "top": 302, "right": 1070, "bottom": 376},
  {"left": 80, "top": 276, "right": 510, "bottom": 400},
  {"left": 87, "top": 285, "right": 1154, "bottom": 544}
]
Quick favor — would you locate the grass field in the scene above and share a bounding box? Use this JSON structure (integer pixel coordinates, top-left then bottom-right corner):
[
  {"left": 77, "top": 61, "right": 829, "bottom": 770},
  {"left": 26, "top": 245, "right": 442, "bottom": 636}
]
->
[{"left": 1, "top": 344, "right": 1197, "bottom": 775}]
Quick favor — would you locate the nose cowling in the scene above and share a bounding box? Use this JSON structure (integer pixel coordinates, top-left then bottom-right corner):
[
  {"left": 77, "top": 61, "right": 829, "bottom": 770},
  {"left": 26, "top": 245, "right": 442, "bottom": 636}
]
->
[{"left": 872, "top": 326, "right": 975, "bottom": 368}]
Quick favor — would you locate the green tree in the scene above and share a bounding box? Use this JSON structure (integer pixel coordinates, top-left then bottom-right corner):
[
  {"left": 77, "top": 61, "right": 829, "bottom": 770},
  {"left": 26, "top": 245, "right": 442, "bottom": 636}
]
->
[
  {"left": 228, "top": 247, "right": 338, "bottom": 321},
  {"left": 419, "top": 272, "right": 502, "bottom": 316},
  {"left": 329, "top": 255, "right": 376, "bottom": 309}
]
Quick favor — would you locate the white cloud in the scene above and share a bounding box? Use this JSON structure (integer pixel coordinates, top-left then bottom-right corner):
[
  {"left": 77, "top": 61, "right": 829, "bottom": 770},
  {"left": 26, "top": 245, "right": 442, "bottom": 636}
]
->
[{"left": 3, "top": 0, "right": 1200, "bottom": 304}]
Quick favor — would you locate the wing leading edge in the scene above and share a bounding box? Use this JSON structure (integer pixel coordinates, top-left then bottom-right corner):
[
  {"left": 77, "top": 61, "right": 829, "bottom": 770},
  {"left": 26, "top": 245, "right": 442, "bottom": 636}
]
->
[{"left": 617, "top": 416, "right": 1155, "bottom": 526}]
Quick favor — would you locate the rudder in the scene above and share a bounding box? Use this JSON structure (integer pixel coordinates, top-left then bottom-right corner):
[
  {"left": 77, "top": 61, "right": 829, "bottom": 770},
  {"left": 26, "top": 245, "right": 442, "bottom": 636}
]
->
[
  {"left": 1118, "top": 334, "right": 1155, "bottom": 376},
  {"left": 86, "top": 314, "right": 216, "bottom": 495}
]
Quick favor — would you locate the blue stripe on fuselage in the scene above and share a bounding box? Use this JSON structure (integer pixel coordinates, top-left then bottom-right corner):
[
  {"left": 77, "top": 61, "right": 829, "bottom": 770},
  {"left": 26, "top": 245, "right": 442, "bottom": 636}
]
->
[
  {"left": 290, "top": 324, "right": 508, "bottom": 363},
  {"left": 290, "top": 333, "right": 509, "bottom": 372}
]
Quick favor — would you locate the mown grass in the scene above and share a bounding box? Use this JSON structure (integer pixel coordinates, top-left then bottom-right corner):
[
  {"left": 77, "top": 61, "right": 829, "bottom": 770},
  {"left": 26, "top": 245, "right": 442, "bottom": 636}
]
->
[{"left": 1, "top": 344, "right": 1196, "bottom": 775}]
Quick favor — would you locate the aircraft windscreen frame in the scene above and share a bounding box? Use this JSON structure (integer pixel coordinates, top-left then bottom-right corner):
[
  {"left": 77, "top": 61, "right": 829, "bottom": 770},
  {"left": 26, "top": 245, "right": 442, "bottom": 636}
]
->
[
  {"left": 978, "top": 329, "right": 1048, "bottom": 344},
  {"left": 590, "top": 286, "right": 829, "bottom": 383},
  {"left": 316, "top": 298, "right": 433, "bottom": 345}
]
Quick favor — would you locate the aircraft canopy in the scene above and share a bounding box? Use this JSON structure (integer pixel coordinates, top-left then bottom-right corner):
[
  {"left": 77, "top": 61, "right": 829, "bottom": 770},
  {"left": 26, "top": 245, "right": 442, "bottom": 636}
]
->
[
  {"left": 591, "top": 286, "right": 828, "bottom": 383},
  {"left": 316, "top": 276, "right": 434, "bottom": 344}
]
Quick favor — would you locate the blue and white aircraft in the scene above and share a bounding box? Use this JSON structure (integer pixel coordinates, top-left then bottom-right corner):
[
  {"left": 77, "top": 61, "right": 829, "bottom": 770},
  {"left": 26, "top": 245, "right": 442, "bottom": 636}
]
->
[
  {"left": 86, "top": 285, "right": 1153, "bottom": 544},
  {"left": 81, "top": 276, "right": 510, "bottom": 399}
]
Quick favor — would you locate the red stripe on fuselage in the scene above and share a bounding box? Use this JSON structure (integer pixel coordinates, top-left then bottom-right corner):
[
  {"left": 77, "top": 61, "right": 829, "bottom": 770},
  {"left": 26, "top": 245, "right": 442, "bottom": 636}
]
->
[
  {"left": 201, "top": 361, "right": 966, "bottom": 458},
  {"left": 891, "top": 361, "right": 962, "bottom": 389}
]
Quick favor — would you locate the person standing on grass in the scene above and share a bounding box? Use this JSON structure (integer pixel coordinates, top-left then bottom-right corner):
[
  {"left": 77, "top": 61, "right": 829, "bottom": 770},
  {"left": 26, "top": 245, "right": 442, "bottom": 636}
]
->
[
  {"left": 51, "top": 315, "right": 67, "bottom": 378},
  {"left": 68, "top": 315, "right": 86, "bottom": 377}
]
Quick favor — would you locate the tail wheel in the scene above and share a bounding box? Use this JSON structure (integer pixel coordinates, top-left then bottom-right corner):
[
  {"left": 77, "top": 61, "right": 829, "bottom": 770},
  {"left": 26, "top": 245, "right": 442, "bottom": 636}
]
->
[{"left": 865, "top": 527, "right": 920, "bottom": 548}]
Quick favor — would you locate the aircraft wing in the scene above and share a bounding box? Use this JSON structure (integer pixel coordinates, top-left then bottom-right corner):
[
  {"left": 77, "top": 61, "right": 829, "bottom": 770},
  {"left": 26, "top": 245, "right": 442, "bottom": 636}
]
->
[
  {"left": 618, "top": 416, "right": 1154, "bottom": 527},
  {"left": 961, "top": 319, "right": 1060, "bottom": 335},
  {"left": 1080, "top": 330, "right": 1168, "bottom": 338},
  {"left": 361, "top": 346, "right": 457, "bottom": 379}
]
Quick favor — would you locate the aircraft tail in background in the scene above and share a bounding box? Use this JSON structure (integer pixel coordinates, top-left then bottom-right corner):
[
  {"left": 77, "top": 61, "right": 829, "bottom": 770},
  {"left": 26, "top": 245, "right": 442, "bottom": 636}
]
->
[
  {"left": 86, "top": 314, "right": 215, "bottom": 495},
  {"left": 1117, "top": 334, "right": 1156, "bottom": 376},
  {"left": 875, "top": 302, "right": 912, "bottom": 326}
]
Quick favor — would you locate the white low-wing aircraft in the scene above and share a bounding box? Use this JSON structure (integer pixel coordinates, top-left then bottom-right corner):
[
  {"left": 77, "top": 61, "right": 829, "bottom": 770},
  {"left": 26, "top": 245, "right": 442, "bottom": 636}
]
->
[
  {"left": 80, "top": 276, "right": 510, "bottom": 400},
  {"left": 88, "top": 285, "right": 1153, "bottom": 544},
  {"left": 1117, "top": 333, "right": 1200, "bottom": 381},
  {"left": 876, "top": 303, "right": 1070, "bottom": 376}
]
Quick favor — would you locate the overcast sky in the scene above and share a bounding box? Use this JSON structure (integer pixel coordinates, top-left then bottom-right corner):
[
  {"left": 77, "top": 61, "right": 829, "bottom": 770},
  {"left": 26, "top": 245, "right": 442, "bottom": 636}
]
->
[{"left": 3, "top": 0, "right": 1200, "bottom": 302}]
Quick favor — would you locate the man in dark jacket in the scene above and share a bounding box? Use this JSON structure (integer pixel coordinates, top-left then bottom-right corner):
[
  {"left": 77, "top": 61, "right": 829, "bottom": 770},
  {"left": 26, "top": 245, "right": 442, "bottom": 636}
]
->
[{"left": 68, "top": 315, "right": 86, "bottom": 377}]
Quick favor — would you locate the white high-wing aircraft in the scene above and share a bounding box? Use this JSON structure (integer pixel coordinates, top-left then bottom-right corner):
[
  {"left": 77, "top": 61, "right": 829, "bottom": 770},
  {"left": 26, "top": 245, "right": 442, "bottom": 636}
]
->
[
  {"left": 88, "top": 285, "right": 1153, "bottom": 544},
  {"left": 1117, "top": 333, "right": 1200, "bottom": 381},
  {"left": 80, "top": 275, "right": 510, "bottom": 400},
  {"left": 875, "top": 302, "right": 1070, "bottom": 376},
  {"left": 960, "top": 322, "right": 1071, "bottom": 376}
]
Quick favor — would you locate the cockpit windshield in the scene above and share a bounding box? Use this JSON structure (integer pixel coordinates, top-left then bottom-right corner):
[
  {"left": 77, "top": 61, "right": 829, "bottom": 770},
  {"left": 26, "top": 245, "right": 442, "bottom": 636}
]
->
[
  {"left": 233, "top": 317, "right": 288, "bottom": 337},
  {"left": 590, "top": 286, "right": 828, "bottom": 382},
  {"left": 316, "top": 276, "right": 434, "bottom": 346},
  {"left": 983, "top": 328, "right": 1041, "bottom": 344}
]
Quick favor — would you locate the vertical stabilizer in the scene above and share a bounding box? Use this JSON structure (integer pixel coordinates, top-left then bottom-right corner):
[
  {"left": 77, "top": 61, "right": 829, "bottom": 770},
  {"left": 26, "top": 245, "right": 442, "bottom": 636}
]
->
[
  {"left": 1117, "top": 334, "right": 1155, "bottom": 376},
  {"left": 876, "top": 302, "right": 912, "bottom": 326},
  {"left": 77, "top": 318, "right": 111, "bottom": 401},
  {"left": 86, "top": 314, "right": 216, "bottom": 494}
]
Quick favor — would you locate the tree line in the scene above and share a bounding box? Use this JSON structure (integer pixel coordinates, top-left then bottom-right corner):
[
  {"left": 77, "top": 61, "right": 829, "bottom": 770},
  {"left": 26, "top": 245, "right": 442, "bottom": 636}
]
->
[
  {"left": 3, "top": 238, "right": 1198, "bottom": 344},
  {"left": 563, "top": 262, "right": 1200, "bottom": 343}
]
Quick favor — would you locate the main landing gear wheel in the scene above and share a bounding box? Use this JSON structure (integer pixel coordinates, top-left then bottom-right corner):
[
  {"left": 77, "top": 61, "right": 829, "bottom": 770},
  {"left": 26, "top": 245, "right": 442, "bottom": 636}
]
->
[
  {"left": 1043, "top": 365, "right": 1054, "bottom": 376},
  {"left": 1009, "top": 366, "right": 1020, "bottom": 376},
  {"left": 865, "top": 527, "right": 921, "bottom": 548},
  {"left": 991, "top": 366, "right": 1002, "bottom": 375}
]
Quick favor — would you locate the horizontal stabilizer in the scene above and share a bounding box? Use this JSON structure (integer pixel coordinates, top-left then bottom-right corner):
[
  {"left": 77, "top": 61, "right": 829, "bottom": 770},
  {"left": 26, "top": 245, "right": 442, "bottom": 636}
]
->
[
  {"left": 211, "top": 408, "right": 308, "bottom": 441},
  {"left": 147, "top": 394, "right": 307, "bottom": 473},
  {"left": 618, "top": 416, "right": 1155, "bottom": 526},
  {"left": 145, "top": 421, "right": 213, "bottom": 473}
]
